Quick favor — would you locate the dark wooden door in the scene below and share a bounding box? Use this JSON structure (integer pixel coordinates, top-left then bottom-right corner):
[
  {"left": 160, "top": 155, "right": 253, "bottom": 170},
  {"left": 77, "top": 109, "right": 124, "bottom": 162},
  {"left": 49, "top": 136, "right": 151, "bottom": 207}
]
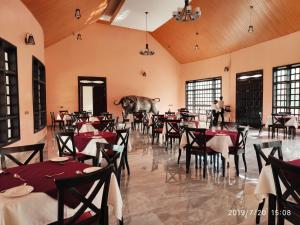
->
[
  {"left": 93, "top": 83, "right": 107, "bottom": 115},
  {"left": 236, "top": 70, "right": 263, "bottom": 127}
]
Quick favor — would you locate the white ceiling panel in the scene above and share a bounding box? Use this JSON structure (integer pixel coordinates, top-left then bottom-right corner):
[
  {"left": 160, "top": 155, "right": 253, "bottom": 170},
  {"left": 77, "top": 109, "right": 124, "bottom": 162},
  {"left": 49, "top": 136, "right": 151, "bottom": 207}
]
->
[{"left": 110, "top": 0, "right": 185, "bottom": 31}]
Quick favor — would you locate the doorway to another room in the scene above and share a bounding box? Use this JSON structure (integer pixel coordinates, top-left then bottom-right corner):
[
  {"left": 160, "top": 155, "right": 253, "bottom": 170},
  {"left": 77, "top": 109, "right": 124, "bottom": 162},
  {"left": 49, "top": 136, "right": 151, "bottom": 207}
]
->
[
  {"left": 236, "top": 70, "right": 263, "bottom": 127},
  {"left": 78, "top": 76, "right": 107, "bottom": 115}
]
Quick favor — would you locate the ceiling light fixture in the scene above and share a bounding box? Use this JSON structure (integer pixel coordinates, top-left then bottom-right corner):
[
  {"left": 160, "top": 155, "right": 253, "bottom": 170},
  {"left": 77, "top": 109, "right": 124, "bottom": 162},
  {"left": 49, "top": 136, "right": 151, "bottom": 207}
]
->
[
  {"left": 194, "top": 32, "right": 199, "bottom": 51},
  {"left": 140, "top": 12, "right": 155, "bottom": 56},
  {"left": 74, "top": 8, "right": 82, "bottom": 40},
  {"left": 25, "top": 33, "right": 35, "bottom": 45},
  {"left": 248, "top": 5, "right": 254, "bottom": 33},
  {"left": 173, "top": 0, "right": 201, "bottom": 22}
]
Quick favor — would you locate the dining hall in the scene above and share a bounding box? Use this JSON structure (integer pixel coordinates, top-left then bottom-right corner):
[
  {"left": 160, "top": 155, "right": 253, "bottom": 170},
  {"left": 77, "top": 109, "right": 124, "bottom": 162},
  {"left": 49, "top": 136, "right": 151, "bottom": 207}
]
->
[{"left": 0, "top": 0, "right": 300, "bottom": 225}]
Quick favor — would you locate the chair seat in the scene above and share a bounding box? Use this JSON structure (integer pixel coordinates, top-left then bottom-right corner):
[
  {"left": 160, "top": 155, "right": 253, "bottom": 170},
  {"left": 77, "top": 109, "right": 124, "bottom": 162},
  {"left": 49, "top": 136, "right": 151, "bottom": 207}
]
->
[{"left": 189, "top": 146, "right": 217, "bottom": 155}]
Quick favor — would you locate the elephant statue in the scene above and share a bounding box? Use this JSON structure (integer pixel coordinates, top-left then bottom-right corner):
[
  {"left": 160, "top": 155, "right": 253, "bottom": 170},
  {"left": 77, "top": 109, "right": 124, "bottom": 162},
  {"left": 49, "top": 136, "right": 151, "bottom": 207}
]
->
[{"left": 114, "top": 95, "right": 160, "bottom": 117}]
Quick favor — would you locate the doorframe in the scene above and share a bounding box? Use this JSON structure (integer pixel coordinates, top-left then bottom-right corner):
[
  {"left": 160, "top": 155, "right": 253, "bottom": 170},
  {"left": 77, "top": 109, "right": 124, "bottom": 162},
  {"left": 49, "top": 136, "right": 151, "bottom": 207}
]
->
[
  {"left": 235, "top": 69, "right": 264, "bottom": 124},
  {"left": 78, "top": 76, "right": 107, "bottom": 113}
]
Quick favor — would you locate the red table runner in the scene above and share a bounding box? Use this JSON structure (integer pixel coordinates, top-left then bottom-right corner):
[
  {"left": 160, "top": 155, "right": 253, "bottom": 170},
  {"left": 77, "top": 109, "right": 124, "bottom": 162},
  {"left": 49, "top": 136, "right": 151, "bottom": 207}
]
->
[
  {"left": 206, "top": 130, "right": 238, "bottom": 144},
  {"left": 0, "top": 161, "right": 92, "bottom": 208},
  {"left": 74, "top": 132, "right": 117, "bottom": 152}
]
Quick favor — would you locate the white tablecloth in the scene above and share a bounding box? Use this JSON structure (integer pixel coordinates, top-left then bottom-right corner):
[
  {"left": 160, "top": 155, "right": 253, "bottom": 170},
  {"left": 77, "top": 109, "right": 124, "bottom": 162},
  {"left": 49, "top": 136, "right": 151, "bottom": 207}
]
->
[
  {"left": 0, "top": 173, "right": 122, "bottom": 225},
  {"left": 254, "top": 165, "right": 276, "bottom": 202},
  {"left": 79, "top": 124, "right": 97, "bottom": 133},
  {"left": 89, "top": 116, "right": 100, "bottom": 122}
]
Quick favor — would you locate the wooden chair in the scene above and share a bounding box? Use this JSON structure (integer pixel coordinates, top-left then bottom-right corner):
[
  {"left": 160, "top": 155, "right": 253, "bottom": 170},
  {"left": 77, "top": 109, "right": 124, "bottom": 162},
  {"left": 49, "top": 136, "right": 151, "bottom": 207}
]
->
[
  {"left": 133, "top": 111, "right": 144, "bottom": 131},
  {"left": 269, "top": 156, "right": 300, "bottom": 225},
  {"left": 151, "top": 114, "right": 165, "bottom": 144},
  {"left": 228, "top": 126, "right": 249, "bottom": 176},
  {"left": 96, "top": 143, "right": 124, "bottom": 185},
  {"left": 142, "top": 113, "right": 150, "bottom": 134},
  {"left": 206, "top": 110, "right": 212, "bottom": 128},
  {"left": 185, "top": 128, "right": 222, "bottom": 178},
  {"left": 50, "top": 112, "right": 64, "bottom": 130},
  {"left": 56, "top": 132, "right": 94, "bottom": 164},
  {"left": 101, "top": 112, "right": 113, "bottom": 120},
  {"left": 268, "top": 114, "right": 288, "bottom": 139},
  {"left": 253, "top": 141, "right": 283, "bottom": 225},
  {"left": 49, "top": 164, "right": 113, "bottom": 225},
  {"left": 165, "top": 119, "right": 182, "bottom": 148},
  {"left": 116, "top": 129, "right": 130, "bottom": 176},
  {"left": 94, "top": 119, "right": 115, "bottom": 132},
  {"left": 0, "top": 143, "right": 45, "bottom": 169}
]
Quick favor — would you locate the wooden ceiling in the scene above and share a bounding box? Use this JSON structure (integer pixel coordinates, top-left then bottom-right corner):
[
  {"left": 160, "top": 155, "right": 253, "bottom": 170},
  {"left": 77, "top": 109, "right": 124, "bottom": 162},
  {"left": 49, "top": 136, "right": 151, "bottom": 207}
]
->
[
  {"left": 151, "top": 0, "right": 300, "bottom": 63},
  {"left": 21, "top": 0, "right": 109, "bottom": 47}
]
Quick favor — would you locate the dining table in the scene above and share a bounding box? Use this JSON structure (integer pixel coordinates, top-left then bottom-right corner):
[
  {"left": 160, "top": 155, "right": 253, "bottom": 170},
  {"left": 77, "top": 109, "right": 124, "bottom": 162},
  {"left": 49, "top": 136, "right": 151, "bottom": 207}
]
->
[
  {"left": 180, "top": 129, "right": 238, "bottom": 174},
  {"left": 74, "top": 131, "right": 117, "bottom": 157},
  {"left": 0, "top": 160, "right": 123, "bottom": 225}
]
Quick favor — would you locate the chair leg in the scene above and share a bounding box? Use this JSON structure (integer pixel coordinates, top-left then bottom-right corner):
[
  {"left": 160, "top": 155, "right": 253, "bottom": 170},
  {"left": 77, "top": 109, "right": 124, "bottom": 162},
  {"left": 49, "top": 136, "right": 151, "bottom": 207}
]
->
[
  {"left": 186, "top": 151, "right": 191, "bottom": 173},
  {"left": 234, "top": 155, "right": 239, "bottom": 176},
  {"left": 195, "top": 155, "right": 198, "bottom": 169},
  {"left": 124, "top": 153, "right": 130, "bottom": 175},
  {"left": 242, "top": 153, "right": 247, "bottom": 172},
  {"left": 203, "top": 154, "right": 207, "bottom": 178},
  {"left": 221, "top": 156, "right": 225, "bottom": 177},
  {"left": 256, "top": 199, "right": 265, "bottom": 224},
  {"left": 177, "top": 148, "right": 181, "bottom": 164},
  {"left": 152, "top": 133, "right": 155, "bottom": 145}
]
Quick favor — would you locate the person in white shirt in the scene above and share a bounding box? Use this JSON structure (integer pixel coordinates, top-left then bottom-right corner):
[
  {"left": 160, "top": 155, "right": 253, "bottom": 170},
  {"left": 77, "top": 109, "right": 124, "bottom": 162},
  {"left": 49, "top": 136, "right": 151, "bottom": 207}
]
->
[
  {"left": 211, "top": 100, "right": 220, "bottom": 126},
  {"left": 218, "top": 96, "right": 225, "bottom": 124}
]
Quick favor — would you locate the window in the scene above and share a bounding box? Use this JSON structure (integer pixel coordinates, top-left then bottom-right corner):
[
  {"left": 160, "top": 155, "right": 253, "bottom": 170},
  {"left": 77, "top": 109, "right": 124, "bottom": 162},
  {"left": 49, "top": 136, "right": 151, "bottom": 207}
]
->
[
  {"left": 273, "top": 63, "right": 300, "bottom": 118},
  {"left": 32, "top": 56, "right": 46, "bottom": 132},
  {"left": 0, "top": 38, "right": 20, "bottom": 146},
  {"left": 185, "top": 77, "right": 222, "bottom": 114}
]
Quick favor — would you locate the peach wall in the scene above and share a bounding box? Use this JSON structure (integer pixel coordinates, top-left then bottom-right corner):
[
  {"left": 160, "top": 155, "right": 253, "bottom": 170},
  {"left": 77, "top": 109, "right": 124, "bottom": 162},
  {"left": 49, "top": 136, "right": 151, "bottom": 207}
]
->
[
  {"left": 45, "top": 23, "right": 180, "bottom": 123},
  {"left": 0, "top": 0, "right": 46, "bottom": 146},
  {"left": 180, "top": 31, "right": 300, "bottom": 122}
]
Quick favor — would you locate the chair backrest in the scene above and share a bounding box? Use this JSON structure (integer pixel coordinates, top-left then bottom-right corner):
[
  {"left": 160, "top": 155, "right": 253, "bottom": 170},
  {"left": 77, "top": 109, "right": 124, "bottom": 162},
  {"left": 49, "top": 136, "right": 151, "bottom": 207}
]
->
[
  {"left": 272, "top": 113, "right": 286, "bottom": 126},
  {"left": 165, "top": 111, "right": 175, "bottom": 116},
  {"left": 54, "top": 164, "right": 113, "bottom": 225},
  {"left": 165, "top": 119, "right": 181, "bottom": 135},
  {"left": 116, "top": 128, "right": 130, "bottom": 151},
  {"left": 269, "top": 156, "right": 300, "bottom": 224},
  {"left": 234, "top": 126, "right": 249, "bottom": 149},
  {"left": 56, "top": 132, "right": 76, "bottom": 157},
  {"left": 152, "top": 114, "right": 165, "bottom": 129},
  {"left": 59, "top": 110, "right": 68, "bottom": 115},
  {"left": 185, "top": 128, "right": 206, "bottom": 150},
  {"left": 96, "top": 143, "right": 123, "bottom": 184},
  {"left": 133, "top": 111, "right": 143, "bottom": 122},
  {"left": 101, "top": 112, "right": 113, "bottom": 120},
  {"left": 253, "top": 141, "right": 283, "bottom": 174},
  {"left": 0, "top": 143, "right": 45, "bottom": 169},
  {"left": 94, "top": 119, "right": 115, "bottom": 132}
]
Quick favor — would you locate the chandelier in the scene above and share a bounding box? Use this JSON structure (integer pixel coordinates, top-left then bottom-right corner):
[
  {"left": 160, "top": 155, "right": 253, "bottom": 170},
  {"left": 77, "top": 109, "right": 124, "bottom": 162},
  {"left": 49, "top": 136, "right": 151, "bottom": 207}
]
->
[
  {"left": 173, "top": 0, "right": 201, "bottom": 22},
  {"left": 140, "top": 12, "right": 155, "bottom": 56}
]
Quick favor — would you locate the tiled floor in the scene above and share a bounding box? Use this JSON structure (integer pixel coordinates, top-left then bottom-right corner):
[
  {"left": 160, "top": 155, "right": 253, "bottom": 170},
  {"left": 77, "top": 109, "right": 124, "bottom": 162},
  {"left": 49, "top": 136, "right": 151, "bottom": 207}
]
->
[{"left": 45, "top": 127, "right": 299, "bottom": 225}]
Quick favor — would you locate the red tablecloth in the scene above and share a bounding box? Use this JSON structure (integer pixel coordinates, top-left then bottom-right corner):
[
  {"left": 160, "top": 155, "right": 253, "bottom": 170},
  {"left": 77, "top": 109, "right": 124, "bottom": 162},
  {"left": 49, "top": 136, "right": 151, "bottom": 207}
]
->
[
  {"left": 206, "top": 130, "right": 238, "bottom": 144},
  {"left": 0, "top": 161, "right": 92, "bottom": 208},
  {"left": 74, "top": 132, "right": 117, "bottom": 152},
  {"left": 288, "top": 159, "right": 300, "bottom": 166}
]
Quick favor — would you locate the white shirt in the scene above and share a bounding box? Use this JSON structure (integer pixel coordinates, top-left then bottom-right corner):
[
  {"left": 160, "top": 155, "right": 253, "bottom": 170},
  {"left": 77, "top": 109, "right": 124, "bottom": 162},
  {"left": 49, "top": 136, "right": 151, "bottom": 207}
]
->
[
  {"left": 218, "top": 100, "right": 224, "bottom": 109},
  {"left": 211, "top": 103, "right": 221, "bottom": 112}
]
